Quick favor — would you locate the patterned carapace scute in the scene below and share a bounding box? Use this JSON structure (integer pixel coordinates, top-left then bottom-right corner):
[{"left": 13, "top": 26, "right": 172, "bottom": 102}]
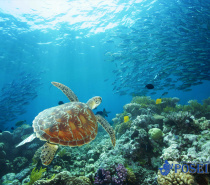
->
[{"left": 33, "top": 102, "right": 98, "bottom": 146}]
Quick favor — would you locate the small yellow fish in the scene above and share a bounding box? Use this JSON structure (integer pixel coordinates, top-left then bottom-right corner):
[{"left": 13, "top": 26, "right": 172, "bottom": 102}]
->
[
  {"left": 124, "top": 116, "right": 129, "bottom": 123},
  {"left": 156, "top": 99, "right": 162, "bottom": 104}
]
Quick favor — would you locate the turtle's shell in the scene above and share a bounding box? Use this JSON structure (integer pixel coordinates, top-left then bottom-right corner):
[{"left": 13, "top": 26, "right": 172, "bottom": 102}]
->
[{"left": 33, "top": 102, "right": 98, "bottom": 146}]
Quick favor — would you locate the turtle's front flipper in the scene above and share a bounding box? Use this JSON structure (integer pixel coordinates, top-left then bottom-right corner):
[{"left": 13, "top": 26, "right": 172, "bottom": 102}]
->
[
  {"left": 16, "top": 133, "right": 36, "bottom": 148},
  {"left": 51, "top": 82, "right": 79, "bottom": 102},
  {"left": 40, "top": 142, "right": 58, "bottom": 166},
  {"left": 95, "top": 114, "right": 116, "bottom": 147}
]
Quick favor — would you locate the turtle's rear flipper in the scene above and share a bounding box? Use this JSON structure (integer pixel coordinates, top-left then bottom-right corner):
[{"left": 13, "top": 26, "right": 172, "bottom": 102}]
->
[
  {"left": 95, "top": 114, "right": 116, "bottom": 147},
  {"left": 40, "top": 142, "right": 58, "bottom": 166},
  {"left": 16, "top": 133, "right": 36, "bottom": 148}
]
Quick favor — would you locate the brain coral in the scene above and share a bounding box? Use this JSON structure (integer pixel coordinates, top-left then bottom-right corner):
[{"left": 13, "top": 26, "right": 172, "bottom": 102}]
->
[{"left": 148, "top": 128, "right": 163, "bottom": 140}]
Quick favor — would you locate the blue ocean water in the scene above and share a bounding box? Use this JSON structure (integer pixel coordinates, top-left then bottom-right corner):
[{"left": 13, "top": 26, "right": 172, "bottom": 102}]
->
[{"left": 0, "top": 0, "right": 209, "bottom": 130}]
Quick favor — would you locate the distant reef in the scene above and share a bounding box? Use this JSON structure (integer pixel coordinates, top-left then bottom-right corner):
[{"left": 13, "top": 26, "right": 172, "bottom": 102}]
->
[{"left": 0, "top": 96, "right": 209, "bottom": 185}]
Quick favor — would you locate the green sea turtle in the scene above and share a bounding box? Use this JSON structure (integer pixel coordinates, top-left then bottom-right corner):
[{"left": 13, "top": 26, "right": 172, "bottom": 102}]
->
[{"left": 16, "top": 82, "right": 116, "bottom": 166}]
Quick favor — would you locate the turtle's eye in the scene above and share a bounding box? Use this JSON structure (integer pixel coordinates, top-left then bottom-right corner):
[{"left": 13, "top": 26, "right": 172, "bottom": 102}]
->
[{"left": 95, "top": 97, "right": 101, "bottom": 104}]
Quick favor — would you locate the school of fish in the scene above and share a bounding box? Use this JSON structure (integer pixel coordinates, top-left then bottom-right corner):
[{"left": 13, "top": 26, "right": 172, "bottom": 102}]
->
[
  {"left": 103, "top": 0, "right": 210, "bottom": 96},
  {"left": 0, "top": 72, "right": 43, "bottom": 127}
]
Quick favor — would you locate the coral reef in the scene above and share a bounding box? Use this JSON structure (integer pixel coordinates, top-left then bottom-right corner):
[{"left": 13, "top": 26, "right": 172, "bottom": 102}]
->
[
  {"left": 33, "top": 171, "right": 91, "bottom": 185},
  {"left": 0, "top": 124, "right": 42, "bottom": 177},
  {"left": 161, "top": 130, "right": 210, "bottom": 163},
  {"left": 131, "top": 96, "right": 155, "bottom": 106},
  {"left": 13, "top": 157, "right": 28, "bottom": 172},
  {"left": 193, "top": 117, "right": 210, "bottom": 130},
  {"left": 0, "top": 96, "right": 209, "bottom": 185},
  {"left": 157, "top": 161, "right": 195, "bottom": 185},
  {"left": 123, "top": 103, "right": 144, "bottom": 117},
  {"left": 115, "top": 120, "right": 132, "bottom": 136},
  {"left": 163, "top": 111, "right": 197, "bottom": 134},
  {"left": 57, "top": 148, "right": 68, "bottom": 158},
  {"left": 1, "top": 167, "right": 32, "bottom": 185},
  {"left": 183, "top": 99, "right": 210, "bottom": 119},
  {"left": 94, "top": 164, "right": 127, "bottom": 185},
  {"left": 94, "top": 168, "right": 112, "bottom": 184},
  {"left": 130, "top": 96, "right": 180, "bottom": 114},
  {"left": 164, "top": 111, "right": 193, "bottom": 127}
]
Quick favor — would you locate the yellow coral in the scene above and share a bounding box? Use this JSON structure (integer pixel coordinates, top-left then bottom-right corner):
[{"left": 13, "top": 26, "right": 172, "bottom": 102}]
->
[
  {"left": 126, "top": 168, "right": 136, "bottom": 184},
  {"left": 78, "top": 176, "right": 91, "bottom": 185},
  {"left": 27, "top": 167, "right": 46, "bottom": 185},
  {"left": 157, "top": 161, "right": 194, "bottom": 185}
]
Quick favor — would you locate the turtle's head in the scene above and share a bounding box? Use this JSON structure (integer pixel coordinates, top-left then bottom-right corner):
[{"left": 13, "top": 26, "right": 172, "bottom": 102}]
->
[{"left": 86, "top": 96, "right": 102, "bottom": 110}]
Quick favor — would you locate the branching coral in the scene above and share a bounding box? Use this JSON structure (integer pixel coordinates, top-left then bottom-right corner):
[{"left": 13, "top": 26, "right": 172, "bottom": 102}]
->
[
  {"left": 131, "top": 96, "right": 155, "bottom": 106},
  {"left": 130, "top": 96, "right": 157, "bottom": 114},
  {"left": 163, "top": 97, "right": 180, "bottom": 107},
  {"left": 203, "top": 97, "right": 210, "bottom": 108},
  {"left": 162, "top": 104, "right": 182, "bottom": 113},
  {"left": 123, "top": 103, "right": 143, "bottom": 117},
  {"left": 130, "top": 96, "right": 182, "bottom": 115},
  {"left": 182, "top": 99, "right": 210, "bottom": 119},
  {"left": 163, "top": 111, "right": 197, "bottom": 134},
  {"left": 165, "top": 111, "right": 193, "bottom": 126},
  {"left": 115, "top": 121, "right": 132, "bottom": 136},
  {"left": 193, "top": 117, "right": 210, "bottom": 130},
  {"left": 157, "top": 97, "right": 180, "bottom": 114}
]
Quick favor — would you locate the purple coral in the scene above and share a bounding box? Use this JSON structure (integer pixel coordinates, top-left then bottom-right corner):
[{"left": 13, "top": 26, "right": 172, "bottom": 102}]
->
[
  {"left": 113, "top": 164, "right": 127, "bottom": 184},
  {"left": 94, "top": 168, "right": 112, "bottom": 185},
  {"left": 94, "top": 164, "right": 127, "bottom": 185}
]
